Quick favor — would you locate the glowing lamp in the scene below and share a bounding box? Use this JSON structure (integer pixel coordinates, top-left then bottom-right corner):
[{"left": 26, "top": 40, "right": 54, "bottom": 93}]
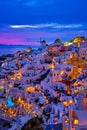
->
[
  {"left": 70, "top": 54, "right": 73, "bottom": 59},
  {"left": 17, "top": 97, "right": 22, "bottom": 103},
  {"left": 51, "top": 64, "right": 55, "bottom": 70},
  {"left": 60, "top": 70, "right": 64, "bottom": 75},
  {"left": 67, "top": 90, "right": 71, "bottom": 95},
  {"left": 13, "top": 113, "right": 16, "bottom": 117},
  {"left": 69, "top": 99, "right": 73, "bottom": 105},
  {"left": 73, "top": 119, "right": 79, "bottom": 125},
  {"left": 65, "top": 118, "right": 69, "bottom": 124},
  {"left": 26, "top": 87, "right": 35, "bottom": 93},
  {"left": 74, "top": 89, "right": 79, "bottom": 94},
  {"left": 78, "top": 68, "right": 82, "bottom": 73},
  {"left": 18, "top": 97, "right": 21, "bottom": 101},
  {"left": 62, "top": 101, "right": 68, "bottom": 107},
  {"left": 46, "top": 100, "right": 49, "bottom": 104},
  {"left": 24, "top": 103, "right": 30, "bottom": 109},
  {"left": 0, "top": 103, "right": 2, "bottom": 109}
]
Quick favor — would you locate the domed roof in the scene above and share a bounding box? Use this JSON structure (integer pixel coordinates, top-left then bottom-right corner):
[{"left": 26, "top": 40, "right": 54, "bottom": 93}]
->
[{"left": 54, "top": 38, "right": 62, "bottom": 43}]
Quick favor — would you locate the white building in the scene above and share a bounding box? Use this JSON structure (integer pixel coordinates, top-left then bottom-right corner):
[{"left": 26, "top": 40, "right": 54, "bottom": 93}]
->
[
  {"left": 52, "top": 70, "right": 60, "bottom": 82},
  {"left": 79, "top": 48, "right": 87, "bottom": 60},
  {"left": 80, "top": 41, "right": 87, "bottom": 48}
]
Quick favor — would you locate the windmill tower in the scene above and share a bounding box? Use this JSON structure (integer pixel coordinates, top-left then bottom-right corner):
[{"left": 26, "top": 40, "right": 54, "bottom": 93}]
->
[{"left": 40, "top": 37, "right": 46, "bottom": 46}]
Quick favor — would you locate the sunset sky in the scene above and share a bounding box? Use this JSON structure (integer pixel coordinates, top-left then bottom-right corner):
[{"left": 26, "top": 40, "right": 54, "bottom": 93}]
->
[{"left": 0, "top": 0, "right": 87, "bottom": 45}]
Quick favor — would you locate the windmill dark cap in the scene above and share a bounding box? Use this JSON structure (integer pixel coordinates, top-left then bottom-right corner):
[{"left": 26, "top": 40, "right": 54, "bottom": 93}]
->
[
  {"left": 54, "top": 38, "right": 62, "bottom": 43},
  {"left": 40, "top": 39, "right": 46, "bottom": 43}
]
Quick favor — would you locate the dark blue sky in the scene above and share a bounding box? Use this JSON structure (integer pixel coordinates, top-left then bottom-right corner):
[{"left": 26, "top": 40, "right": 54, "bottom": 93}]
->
[{"left": 0, "top": 0, "right": 87, "bottom": 45}]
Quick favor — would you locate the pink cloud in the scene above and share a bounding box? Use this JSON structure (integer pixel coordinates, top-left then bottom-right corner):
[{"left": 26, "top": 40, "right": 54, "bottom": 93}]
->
[
  {"left": 0, "top": 29, "right": 86, "bottom": 45},
  {"left": 0, "top": 31, "right": 40, "bottom": 45}
]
